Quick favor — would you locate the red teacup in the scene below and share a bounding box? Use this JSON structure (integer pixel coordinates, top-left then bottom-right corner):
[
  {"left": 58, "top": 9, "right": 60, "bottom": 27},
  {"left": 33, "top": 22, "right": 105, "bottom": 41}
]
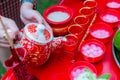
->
[
  {"left": 83, "top": 0, "right": 97, "bottom": 9},
  {"left": 63, "top": 34, "right": 79, "bottom": 52},
  {"left": 68, "top": 24, "right": 84, "bottom": 41},
  {"left": 74, "top": 15, "right": 89, "bottom": 29},
  {"left": 79, "top": 7, "right": 95, "bottom": 20}
]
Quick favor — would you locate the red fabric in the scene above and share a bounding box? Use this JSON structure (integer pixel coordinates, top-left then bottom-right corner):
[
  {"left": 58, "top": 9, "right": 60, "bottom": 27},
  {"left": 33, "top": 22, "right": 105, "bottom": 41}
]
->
[{"left": 2, "top": 0, "right": 120, "bottom": 80}]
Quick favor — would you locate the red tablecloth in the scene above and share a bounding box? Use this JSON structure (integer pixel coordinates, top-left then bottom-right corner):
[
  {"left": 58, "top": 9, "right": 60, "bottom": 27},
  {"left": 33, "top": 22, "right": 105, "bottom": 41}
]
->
[{"left": 2, "top": 0, "right": 120, "bottom": 80}]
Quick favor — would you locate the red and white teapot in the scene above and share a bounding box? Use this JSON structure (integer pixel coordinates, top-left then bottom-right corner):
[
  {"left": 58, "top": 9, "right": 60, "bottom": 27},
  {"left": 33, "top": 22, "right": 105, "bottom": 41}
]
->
[{"left": 5, "top": 23, "right": 66, "bottom": 67}]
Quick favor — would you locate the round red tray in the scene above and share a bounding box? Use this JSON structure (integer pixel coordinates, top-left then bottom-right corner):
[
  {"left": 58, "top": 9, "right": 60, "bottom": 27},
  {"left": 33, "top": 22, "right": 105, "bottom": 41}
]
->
[{"left": 2, "top": 0, "right": 120, "bottom": 80}]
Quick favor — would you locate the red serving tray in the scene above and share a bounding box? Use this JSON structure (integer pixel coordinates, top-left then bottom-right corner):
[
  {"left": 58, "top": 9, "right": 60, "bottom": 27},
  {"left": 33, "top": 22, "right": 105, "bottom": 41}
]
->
[{"left": 2, "top": 0, "right": 120, "bottom": 80}]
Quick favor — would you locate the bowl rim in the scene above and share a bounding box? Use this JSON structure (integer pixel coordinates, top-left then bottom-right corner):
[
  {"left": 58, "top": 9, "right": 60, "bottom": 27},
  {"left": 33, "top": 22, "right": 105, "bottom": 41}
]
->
[
  {"left": 79, "top": 39, "right": 106, "bottom": 59},
  {"left": 106, "top": 0, "right": 120, "bottom": 9},
  {"left": 43, "top": 5, "right": 73, "bottom": 25},
  {"left": 89, "top": 22, "right": 113, "bottom": 39},
  {"left": 99, "top": 9, "right": 120, "bottom": 23},
  {"left": 68, "top": 61, "right": 97, "bottom": 80}
]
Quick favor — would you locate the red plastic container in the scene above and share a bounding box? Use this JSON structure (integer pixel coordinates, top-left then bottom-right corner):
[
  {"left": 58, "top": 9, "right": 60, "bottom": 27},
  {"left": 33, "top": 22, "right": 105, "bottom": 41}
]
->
[
  {"left": 43, "top": 5, "right": 73, "bottom": 36},
  {"left": 79, "top": 39, "right": 106, "bottom": 63},
  {"left": 68, "top": 61, "right": 97, "bottom": 80},
  {"left": 89, "top": 22, "right": 113, "bottom": 44},
  {"left": 99, "top": 9, "right": 120, "bottom": 28},
  {"left": 105, "top": 0, "right": 120, "bottom": 11}
]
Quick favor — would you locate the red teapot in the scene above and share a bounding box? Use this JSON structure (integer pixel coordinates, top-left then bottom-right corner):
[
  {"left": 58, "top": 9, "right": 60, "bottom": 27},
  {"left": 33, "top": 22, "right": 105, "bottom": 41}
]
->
[{"left": 5, "top": 23, "right": 66, "bottom": 67}]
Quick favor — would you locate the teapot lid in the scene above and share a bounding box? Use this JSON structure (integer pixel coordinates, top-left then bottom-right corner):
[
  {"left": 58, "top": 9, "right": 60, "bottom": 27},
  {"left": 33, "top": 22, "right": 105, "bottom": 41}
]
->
[{"left": 24, "top": 23, "right": 53, "bottom": 44}]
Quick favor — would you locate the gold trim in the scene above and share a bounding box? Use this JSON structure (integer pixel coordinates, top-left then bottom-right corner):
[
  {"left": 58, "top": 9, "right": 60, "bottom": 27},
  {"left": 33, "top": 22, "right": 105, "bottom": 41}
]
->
[
  {"left": 79, "top": 7, "right": 94, "bottom": 17},
  {"left": 83, "top": 0, "right": 97, "bottom": 9},
  {"left": 68, "top": 24, "right": 84, "bottom": 35},
  {"left": 74, "top": 15, "right": 89, "bottom": 26}
]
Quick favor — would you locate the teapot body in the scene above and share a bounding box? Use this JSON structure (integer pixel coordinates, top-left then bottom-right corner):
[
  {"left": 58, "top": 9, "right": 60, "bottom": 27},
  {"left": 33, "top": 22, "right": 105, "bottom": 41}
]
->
[
  {"left": 14, "top": 31, "right": 52, "bottom": 66},
  {"left": 13, "top": 23, "right": 64, "bottom": 67}
]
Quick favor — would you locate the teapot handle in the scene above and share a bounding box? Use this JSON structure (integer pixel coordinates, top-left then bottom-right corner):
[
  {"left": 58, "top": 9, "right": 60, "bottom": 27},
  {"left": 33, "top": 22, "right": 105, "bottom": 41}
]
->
[
  {"left": 13, "top": 30, "right": 26, "bottom": 61},
  {"left": 14, "top": 29, "right": 24, "bottom": 42},
  {"left": 13, "top": 29, "right": 25, "bottom": 48}
]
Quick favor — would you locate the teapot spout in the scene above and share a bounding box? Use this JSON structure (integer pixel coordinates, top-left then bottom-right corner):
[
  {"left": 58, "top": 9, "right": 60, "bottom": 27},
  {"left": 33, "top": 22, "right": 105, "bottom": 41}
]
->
[{"left": 51, "top": 36, "right": 66, "bottom": 52}]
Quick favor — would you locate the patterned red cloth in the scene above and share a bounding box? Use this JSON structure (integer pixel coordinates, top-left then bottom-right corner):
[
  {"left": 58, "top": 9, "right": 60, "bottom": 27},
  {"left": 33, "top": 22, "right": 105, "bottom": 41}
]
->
[{"left": 0, "top": 0, "right": 24, "bottom": 29}]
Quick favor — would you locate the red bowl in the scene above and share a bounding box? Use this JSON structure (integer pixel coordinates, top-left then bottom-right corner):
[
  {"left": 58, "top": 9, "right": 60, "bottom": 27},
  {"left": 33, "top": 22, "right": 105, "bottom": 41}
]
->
[
  {"left": 43, "top": 5, "right": 73, "bottom": 26},
  {"left": 43, "top": 5, "right": 73, "bottom": 36},
  {"left": 68, "top": 61, "right": 97, "bottom": 80},
  {"left": 79, "top": 39, "right": 106, "bottom": 63},
  {"left": 105, "top": 0, "right": 120, "bottom": 10},
  {"left": 89, "top": 22, "right": 113, "bottom": 44},
  {"left": 63, "top": 34, "right": 79, "bottom": 52},
  {"left": 99, "top": 9, "right": 120, "bottom": 28}
]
